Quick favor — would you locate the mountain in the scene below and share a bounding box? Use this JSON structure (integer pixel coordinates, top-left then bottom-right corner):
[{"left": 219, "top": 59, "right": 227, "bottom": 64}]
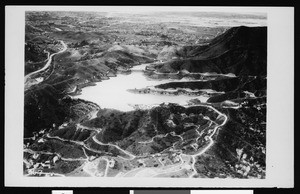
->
[{"left": 153, "top": 26, "right": 267, "bottom": 76}]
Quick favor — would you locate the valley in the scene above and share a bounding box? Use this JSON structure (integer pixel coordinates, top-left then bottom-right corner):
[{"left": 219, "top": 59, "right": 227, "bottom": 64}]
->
[{"left": 23, "top": 11, "right": 267, "bottom": 179}]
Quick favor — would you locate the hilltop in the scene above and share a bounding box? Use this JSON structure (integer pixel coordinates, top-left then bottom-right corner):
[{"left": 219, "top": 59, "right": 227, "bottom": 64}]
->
[{"left": 152, "top": 26, "right": 267, "bottom": 76}]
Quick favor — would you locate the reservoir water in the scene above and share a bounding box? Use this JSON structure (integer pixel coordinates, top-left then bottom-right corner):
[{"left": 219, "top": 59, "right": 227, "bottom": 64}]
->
[{"left": 77, "top": 63, "right": 209, "bottom": 112}]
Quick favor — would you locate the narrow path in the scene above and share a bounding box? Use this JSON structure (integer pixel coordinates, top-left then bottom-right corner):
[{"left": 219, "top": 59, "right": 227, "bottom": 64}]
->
[
  {"left": 92, "top": 136, "right": 136, "bottom": 159},
  {"left": 46, "top": 134, "right": 111, "bottom": 156}
]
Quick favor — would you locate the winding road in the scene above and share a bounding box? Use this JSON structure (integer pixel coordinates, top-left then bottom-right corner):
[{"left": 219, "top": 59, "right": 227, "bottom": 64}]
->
[
  {"left": 185, "top": 104, "right": 228, "bottom": 177},
  {"left": 24, "top": 40, "right": 67, "bottom": 85},
  {"left": 24, "top": 101, "right": 228, "bottom": 177},
  {"left": 114, "top": 104, "right": 228, "bottom": 177},
  {"left": 23, "top": 56, "right": 229, "bottom": 177}
]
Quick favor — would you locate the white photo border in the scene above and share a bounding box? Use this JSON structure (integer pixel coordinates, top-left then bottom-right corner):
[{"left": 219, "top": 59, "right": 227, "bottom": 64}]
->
[{"left": 5, "top": 6, "right": 294, "bottom": 188}]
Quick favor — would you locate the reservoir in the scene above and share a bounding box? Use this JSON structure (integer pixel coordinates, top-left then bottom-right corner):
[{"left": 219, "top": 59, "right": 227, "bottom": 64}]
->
[{"left": 77, "top": 63, "right": 209, "bottom": 112}]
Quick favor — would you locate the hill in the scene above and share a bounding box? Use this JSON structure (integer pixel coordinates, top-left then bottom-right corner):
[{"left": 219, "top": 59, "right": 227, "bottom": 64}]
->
[{"left": 153, "top": 26, "right": 267, "bottom": 76}]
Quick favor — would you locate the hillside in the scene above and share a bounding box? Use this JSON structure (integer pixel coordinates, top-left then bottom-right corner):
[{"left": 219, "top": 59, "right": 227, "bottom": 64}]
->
[{"left": 152, "top": 26, "right": 267, "bottom": 76}]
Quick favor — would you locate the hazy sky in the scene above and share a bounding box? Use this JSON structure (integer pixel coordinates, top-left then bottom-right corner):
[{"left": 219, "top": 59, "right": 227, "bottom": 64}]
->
[{"left": 23, "top": 6, "right": 267, "bottom": 16}]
